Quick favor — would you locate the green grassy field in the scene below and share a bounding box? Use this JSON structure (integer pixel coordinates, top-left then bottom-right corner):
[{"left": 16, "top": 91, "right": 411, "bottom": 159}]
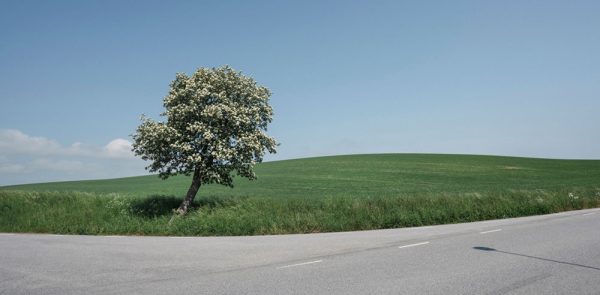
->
[{"left": 1, "top": 154, "right": 599, "bottom": 236}]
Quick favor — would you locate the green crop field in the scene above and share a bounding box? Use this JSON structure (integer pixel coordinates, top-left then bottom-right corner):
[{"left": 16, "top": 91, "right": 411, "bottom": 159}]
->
[{"left": 1, "top": 154, "right": 599, "bottom": 236}]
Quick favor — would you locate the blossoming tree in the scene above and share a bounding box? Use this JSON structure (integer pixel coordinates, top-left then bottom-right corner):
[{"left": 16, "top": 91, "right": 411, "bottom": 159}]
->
[{"left": 132, "top": 66, "right": 277, "bottom": 215}]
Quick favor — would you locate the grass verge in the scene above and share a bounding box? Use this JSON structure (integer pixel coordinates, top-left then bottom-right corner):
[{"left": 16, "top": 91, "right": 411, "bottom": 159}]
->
[{"left": 1, "top": 189, "right": 599, "bottom": 236}]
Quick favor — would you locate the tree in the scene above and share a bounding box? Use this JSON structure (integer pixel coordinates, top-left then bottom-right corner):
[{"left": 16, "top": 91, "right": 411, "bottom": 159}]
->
[{"left": 132, "top": 66, "right": 277, "bottom": 215}]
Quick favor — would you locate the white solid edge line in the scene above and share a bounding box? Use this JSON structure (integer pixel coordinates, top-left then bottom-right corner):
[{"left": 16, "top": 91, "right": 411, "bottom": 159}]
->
[
  {"left": 582, "top": 212, "right": 596, "bottom": 216},
  {"left": 398, "top": 241, "right": 430, "bottom": 249},
  {"left": 277, "top": 260, "right": 323, "bottom": 269},
  {"left": 480, "top": 229, "right": 502, "bottom": 234}
]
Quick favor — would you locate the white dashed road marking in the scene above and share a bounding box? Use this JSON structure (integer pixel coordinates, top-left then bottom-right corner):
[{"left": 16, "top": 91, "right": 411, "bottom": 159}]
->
[
  {"left": 480, "top": 229, "right": 502, "bottom": 234},
  {"left": 398, "top": 241, "right": 430, "bottom": 249},
  {"left": 277, "top": 260, "right": 323, "bottom": 269}
]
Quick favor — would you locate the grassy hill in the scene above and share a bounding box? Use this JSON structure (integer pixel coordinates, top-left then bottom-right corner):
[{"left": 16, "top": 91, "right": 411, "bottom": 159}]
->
[
  {"left": 3, "top": 154, "right": 600, "bottom": 198},
  {"left": 1, "top": 154, "right": 599, "bottom": 236}
]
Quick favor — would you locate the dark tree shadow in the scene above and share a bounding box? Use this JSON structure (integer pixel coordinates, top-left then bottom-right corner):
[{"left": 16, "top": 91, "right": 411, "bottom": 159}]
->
[
  {"left": 129, "top": 195, "right": 182, "bottom": 218},
  {"left": 129, "top": 195, "right": 242, "bottom": 218},
  {"left": 473, "top": 246, "right": 600, "bottom": 271}
]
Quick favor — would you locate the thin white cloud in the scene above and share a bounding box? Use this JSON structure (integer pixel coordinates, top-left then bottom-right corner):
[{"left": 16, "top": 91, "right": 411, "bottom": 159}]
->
[
  {"left": 0, "top": 129, "right": 147, "bottom": 185},
  {"left": 31, "top": 158, "right": 85, "bottom": 172},
  {"left": 104, "top": 138, "right": 134, "bottom": 158},
  {"left": 0, "top": 129, "right": 61, "bottom": 155},
  {"left": 0, "top": 129, "right": 134, "bottom": 159},
  {"left": 0, "top": 163, "right": 26, "bottom": 173}
]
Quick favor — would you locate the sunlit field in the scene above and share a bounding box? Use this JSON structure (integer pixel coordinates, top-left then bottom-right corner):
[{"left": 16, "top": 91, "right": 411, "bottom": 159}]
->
[{"left": 2, "top": 154, "right": 599, "bottom": 236}]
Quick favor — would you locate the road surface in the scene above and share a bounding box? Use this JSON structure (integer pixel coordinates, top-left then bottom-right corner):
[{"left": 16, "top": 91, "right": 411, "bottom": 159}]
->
[{"left": 1, "top": 208, "right": 599, "bottom": 294}]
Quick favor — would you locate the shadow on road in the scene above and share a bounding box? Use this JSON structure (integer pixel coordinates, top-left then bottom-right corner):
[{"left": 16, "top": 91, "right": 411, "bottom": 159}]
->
[{"left": 473, "top": 246, "right": 600, "bottom": 271}]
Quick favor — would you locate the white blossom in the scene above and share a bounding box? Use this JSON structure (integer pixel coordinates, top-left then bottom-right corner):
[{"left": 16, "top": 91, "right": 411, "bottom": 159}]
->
[{"left": 132, "top": 66, "right": 277, "bottom": 187}]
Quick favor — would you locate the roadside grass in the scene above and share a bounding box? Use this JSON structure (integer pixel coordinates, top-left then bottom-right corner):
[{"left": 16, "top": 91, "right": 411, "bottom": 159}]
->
[
  {"left": 1, "top": 154, "right": 599, "bottom": 236},
  {"left": 1, "top": 188, "right": 599, "bottom": 236}
]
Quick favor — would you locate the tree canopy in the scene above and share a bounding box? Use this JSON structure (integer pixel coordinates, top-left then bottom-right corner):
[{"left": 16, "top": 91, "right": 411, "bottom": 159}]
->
[{"left": 132, "top": 66, "right": 277, "bottom": 214}]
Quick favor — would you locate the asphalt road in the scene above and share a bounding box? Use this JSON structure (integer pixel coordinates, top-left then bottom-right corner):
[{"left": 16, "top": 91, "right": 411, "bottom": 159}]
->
[{"left": 1, "top": 208, "right": 599, "bottom": 294}]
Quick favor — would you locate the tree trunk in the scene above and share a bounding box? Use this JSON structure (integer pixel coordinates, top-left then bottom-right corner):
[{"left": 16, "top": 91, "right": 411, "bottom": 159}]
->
[{"left": 176, "top": 168, "right": 202, "bottom": 215}]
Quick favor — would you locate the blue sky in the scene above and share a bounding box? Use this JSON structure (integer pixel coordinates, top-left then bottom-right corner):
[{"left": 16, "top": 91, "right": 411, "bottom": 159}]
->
[{"left": 1, "top": 0, "right": 599, "bottom": 185}]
